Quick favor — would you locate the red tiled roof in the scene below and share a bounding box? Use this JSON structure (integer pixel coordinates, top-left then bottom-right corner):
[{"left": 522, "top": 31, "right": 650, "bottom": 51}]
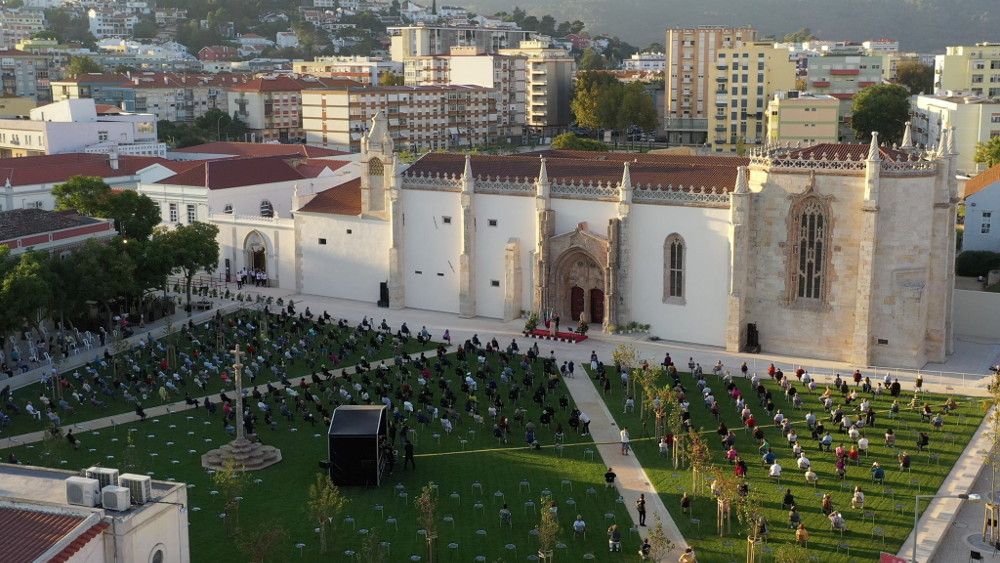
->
[
  {"left": 94, "top": 104, "right": 122, "bottom": 114},
  {"left": 786, "top": 143, "right": 913, "bottom": 162},
  {"left": 49, "top": 521, "right": 108, "bottom": 563},
  {"left": 226, "top": 76, "right": 359, "bottom": 93},
  {"left": 172, "top": 141, "right": 348, "bottom": 158},
  {"left": 965, "top": 162, "right": 1000, "bottom": 199},
  {"left": 54, "top": 73, "right": 130, "bottom": 85},
  {"left": 406, "top": 151, "right": 748, "bottom": 192},
  {"left": 0, "top": 208, "right": 98, "bottom": 240},
  {"left": 159, "top": 154, "right": 335, "bottom": 189},
  {"left": 297, "top": 178, "right": 362, "bottom": 215},
  {"left": 0, "top": 153, "right": 180, "bottom": 187},
  {"left": 0, "top": 507, "right": 88, "bottom": 563}
]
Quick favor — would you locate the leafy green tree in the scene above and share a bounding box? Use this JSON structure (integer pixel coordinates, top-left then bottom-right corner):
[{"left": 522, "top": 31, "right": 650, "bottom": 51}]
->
[
  {"left": 30, "top": 30, "right": 59, "bottom": 41},
  {"left": 158, "top": 119, "right": 209, "bottom": 148},
  {"left": 616, "top": 81, "right": 659, "bottom": 133},
  {"left": 194, "top": 108, "right": 246, "bottom": 142},
  {"left": 975, "top": 136, "right": 1000, "bottom": 169},
  {"left": 132, "top": 18, "right": 158, "bottom": 39},
  {"left": 644, "top": 42, "right": 665, "bottom": 53},
  {"left": 537, "top": 15, "right": 557, "bottom": 36},
  {"left": 379, "top": 72, "right": 405, "bottom": 86},
  {"left": 570, "top": 20, "right": 586, "bottom": 34},
  {"left": 850, "top": 83, "right": 910, "bottom": 144},
  {"left": 66, "top": 55, "right": 103, "bottom": 76},
  {"left": 551, "top": 133, "right": 609, "bottom": 151},
  {"left": 555, "top": 21, "right": 572, "bottom": 37},
  {"left": 783, "top": 27, "right": 816, "bottom": 43},
  {"left": 571, "top": 71, "right": 623, "bottom": 130},
  {"left": 66, "top": 239, "right": 134, "bottom": 329},
  {"left": 53, "top": 176, "right": 111, "bottom": 216},
  {"left": 521, "top": 15, "right": 539, "bottom": 31},
  {"left": 2, "top": 251, "right": 55, "bottom": 332},
  {"left": 896, "top": 60, "right": 934, "bottom": 95},
  {"left": 308, "top": 473, "right": 349, "bottom": 554},
  {"left": 578, "top": 48, "right": 608, "bottom": 71},
  {"left": 154, "top": 222, "right": 220, "bottom": 315},
  {"left": 104, "top": 190, "right": 162, "bottom": 241}
]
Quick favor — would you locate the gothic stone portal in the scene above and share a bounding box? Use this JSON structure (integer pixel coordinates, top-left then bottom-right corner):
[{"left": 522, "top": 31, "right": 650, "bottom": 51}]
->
[{"left": 547, "top": 223, "right": 611, "bottom": 327}]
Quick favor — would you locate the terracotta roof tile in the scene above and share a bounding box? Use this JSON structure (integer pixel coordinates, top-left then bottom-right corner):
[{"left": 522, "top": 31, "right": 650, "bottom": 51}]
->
[
  {"left": 49, "top": 521, "right": 107, "bottom": 563},
  {"left": 965, "top": 162, "right": 1000, "bottom": 199},
  {"left": 226, "top": 76, "right": 359, "bottom": 93},
  {"left": 54, "top": 73, "right": 130, "bottom": 85},
  {"left": 406, "top": 151, "right": 748, "bottom": 192},
  {"left": 0, "top": 507, "right": 88, "bottom": 563},
  {"left": 298, "top": 178, "right": 361, "bottom": 215},
  {"left": 0, "top": 208, "right": 96, "bottom": 240},
  {"left": 785, "top": 143, "right": 913, "bottom": 163},
  {"left": 172, "top": 142, "right": 348, "bottom": 158},
  {"left": 158, "top": 154, "right": 335, "bottom": 189},
  {"left": 0, "top": 153, "right": 178, "bottom": 187}
]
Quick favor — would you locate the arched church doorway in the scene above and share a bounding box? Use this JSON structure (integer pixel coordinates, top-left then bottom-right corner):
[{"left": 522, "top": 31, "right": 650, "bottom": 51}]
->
[
  {"left": 555, "top": 250, "right": 605, "bottom": 325},
  {"left": 244, "top": 231, "right": 267, "bottom": 274}
]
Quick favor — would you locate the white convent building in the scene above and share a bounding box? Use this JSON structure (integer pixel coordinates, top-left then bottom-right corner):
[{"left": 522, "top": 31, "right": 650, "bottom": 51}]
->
[{"left": 289, "top": 115, "right": 957, "bottom": 369}]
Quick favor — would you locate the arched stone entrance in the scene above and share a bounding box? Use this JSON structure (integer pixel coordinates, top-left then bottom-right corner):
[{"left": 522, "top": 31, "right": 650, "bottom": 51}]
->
[
  {"left": 244, "top": 231, "right": 267, "bottom": 274},
  {"left": 542, "top": 223, "right": 612, "bottom": 327}
]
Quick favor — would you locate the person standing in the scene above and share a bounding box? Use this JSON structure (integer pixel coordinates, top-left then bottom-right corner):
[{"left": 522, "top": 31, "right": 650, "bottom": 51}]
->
[
  {"left": 636, "top": 493, "right": 647, "bottom": 526},
  {"left": 403, "top": 440, "right": 415, "bottom": 470},
  {"left": 579, "top": 411, "right": 591, "bottom": 436},
  {"left": 604, "top": 467, "right": 617, "bottom": 489},
  {"left": 620, "top": 426, "right": 631, "bottom": 455}
]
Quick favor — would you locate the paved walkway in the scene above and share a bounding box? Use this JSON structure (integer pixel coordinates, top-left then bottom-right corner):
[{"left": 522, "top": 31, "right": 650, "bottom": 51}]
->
[{"left": 4, "top": 286, "right": 997, "bottom": 561}]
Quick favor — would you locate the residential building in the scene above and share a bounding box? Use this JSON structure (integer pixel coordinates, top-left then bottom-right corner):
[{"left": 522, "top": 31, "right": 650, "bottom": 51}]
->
[
  {"left": 198, "top": 45, "right": 238, "bottom": 62},
  {"left": 935, "top": 43, "right": 1000, "bottom": 98},
  {"left": 276, "top": 31, "right": 299, "bottom": 49},
  {"left": 0, "top": 463, "right": 190, "bottom": 563},
  {"left": 291, "top": 57, "right": 403, "bottom": 85},
  {"left": 707, "top": 41, "right": 797, "bottom": 152},
  {"left": 87, "top": 8, "right": 139, "bottom": 39},
  {"left": 403, "top": 46, "right": 526, "bottom": 140},
  {"left": 227, "top": 75, "right": 359, "bottom": 143},
  {"left": 0, "top": 208, "right": 116, "bottom": 254},
  {"left": 862, "top": 39, "right": 900, "bottom": 54},
  {"left": 301, "top": 84, "right": 498, "bottom": 152},
  {"left": 236, "top": 33, "right": 273, "bottom": 58},
  {"left": 623, "top": 52, "right": 666, "bottom": 72},
  {"left": 499, "top": 40, "right": 575, "bottom": 136},
  {"left": 766, "top": 92, "right": 840, "bottom": 146},
  {"left": 911, "top": 93, "right": 1000, "bottom": 175},
  {"left": 0, "top": 99, "right": 162, "bottom": 157},
  {"left": 806, "top": 53, "right": 884, "bottom": 141},
  {"left": 388, "top": 24, "right": 532, "bottom": 60},
  {"left": 0, "top": 48, "right": 50, "bottom": 101},
  {"left": 0, "top": 8, "right": 46, "bottom": 50},
  {"left": 291, "top": 114, "right": 958, "bottom": 368},
  {"left": 664, "top": 25, "right": 757, "bottom": 145},
  {"left": 167, "top": 141, "right": 349, "bottom": 161},
  {"left": 0, "top": 95, "right": 35, "bottom": 116},
  {"left": 962, "top": 163, "right": 1000, "bottom": 251}
]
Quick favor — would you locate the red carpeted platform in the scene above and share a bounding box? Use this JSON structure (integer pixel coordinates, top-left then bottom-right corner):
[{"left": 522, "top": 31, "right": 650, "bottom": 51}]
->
[{"left": 524, "top": 329, "right": 588, "bottom": 344}]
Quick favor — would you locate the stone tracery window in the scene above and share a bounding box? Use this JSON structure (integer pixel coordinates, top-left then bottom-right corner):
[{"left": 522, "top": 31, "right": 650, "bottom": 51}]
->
[
  {"left": 663, "top": 233, "right": 685, "bottom": 304},
  {"left": 793, "top": 199, "right": 827, "bottom": 301},
  {"left": 368, "top": 158, "right": 384, "bottom": 176}
]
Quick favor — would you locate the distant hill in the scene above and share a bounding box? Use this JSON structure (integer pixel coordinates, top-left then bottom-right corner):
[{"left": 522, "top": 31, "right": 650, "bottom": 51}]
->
[{"left": 465, "top": 0, "right": 998, "bottom": 53}]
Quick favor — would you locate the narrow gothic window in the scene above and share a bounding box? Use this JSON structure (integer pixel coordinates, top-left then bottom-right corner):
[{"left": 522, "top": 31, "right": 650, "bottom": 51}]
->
[
  {"left": 796, "top": 200, "right": 827, "bottom": 300},
  {"left": 663, "top": 234, "right": 685, "bottom": 303},
  {"left": 368, "top": 158, "right": 384, "bottom": 176}
]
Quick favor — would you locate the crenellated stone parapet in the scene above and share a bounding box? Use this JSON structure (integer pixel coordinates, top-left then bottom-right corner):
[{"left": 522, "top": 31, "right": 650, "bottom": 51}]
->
[{"left": 748, "top": 142, "right": 939, "bottom": 176}]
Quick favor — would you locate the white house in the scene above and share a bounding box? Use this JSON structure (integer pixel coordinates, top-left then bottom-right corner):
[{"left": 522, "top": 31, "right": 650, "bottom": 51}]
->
[
  {"left": 962, "top": 162, "right": 1000, "bottom": 252},
  {"left": 276, "top": 31, "right": 299, "bottom": 49}
]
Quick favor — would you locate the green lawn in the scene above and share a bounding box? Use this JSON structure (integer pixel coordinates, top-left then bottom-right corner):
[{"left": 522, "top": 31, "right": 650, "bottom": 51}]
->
[
  {"left": 6, "top": 333, "right": 639, "bottom": 562},
  {"left": 589, "top": 365, "right": 984, "bottom": 563}
]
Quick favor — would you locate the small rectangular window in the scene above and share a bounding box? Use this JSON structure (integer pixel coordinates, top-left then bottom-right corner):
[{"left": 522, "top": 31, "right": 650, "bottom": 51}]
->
[
  {"left": 490, "top": 280, "right": 500, "bottom": 287},
  {"left": 346, "top": 229, "right": 352, "bottom": 234},
  {"left": 982, "top": 212, "right": 992, "bottom": 234},
  {"left": 488, "top": 219, "right": 498, "bottom": 227},
  {"left": 877, "top": 339, "right": 889, "bottom": 345},
  {"left": 186, "top": 204, "right": 196, "bottom": 224},
  {"left": 415, "top": 270, "right": 422, "bottom": 274},
  {"left": 318, "top": 238, "right": 327, "bottom": 245},
  {"left": 442, "top": 216, "right": 452, "bottom": 224},
  {"left": 437, "top": 272, "right": 445, "bottom": 277}
]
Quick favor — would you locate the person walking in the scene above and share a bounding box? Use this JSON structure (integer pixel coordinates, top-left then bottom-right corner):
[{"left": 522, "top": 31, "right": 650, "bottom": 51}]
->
[
  {"left": 620, "top": 426, "right": 631, "bottom": 455},
  {"left": 636, "top": 493, "right": 647, "bottom": 526},
  {"left": 403, "top": 440, "right": 415, "bottom": 470}
]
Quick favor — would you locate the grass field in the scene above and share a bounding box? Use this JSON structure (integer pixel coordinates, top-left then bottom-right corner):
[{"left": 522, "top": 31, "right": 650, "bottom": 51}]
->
[
  {"left": 590, "top": 364, "right": 985, "bottom": 563},
  {"left": 6, "top": 331, "right": 642, "bottom": 562}
]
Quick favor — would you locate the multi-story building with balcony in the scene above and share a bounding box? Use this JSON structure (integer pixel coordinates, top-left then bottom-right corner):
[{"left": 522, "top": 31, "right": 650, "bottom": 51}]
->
[
  {"left": 806, "top": 53, "right": 884, "bottom": 141},
  {"left": 664, "top": 25, "right": 758, "bottom": 144},
  {"left": 301, "top": 84, "right": 498, "bottom": 152},
  {"left": 706, "top": 41, "right": 796, "bottom": 152},
  {"left": 498, "top": 40, "right": 575, "bottom": 136},
  {"left": 623, "top": 52, "right": 666, "bottom": 72},
  {"left": 389, "top": 24, "right": 532, "bottom": 60},
  {"left": 228, "top": 75, "right": 358, "bottom": 143},
  {"left": 292, "top": 57, "right": 402, "bottom": 85},
  {"left": 0, "top": 48, "right": 50, "bottom": 101},
  {"left": 766, "top": 92, "right": 840, "bottom": 146},
  {"left": 935, "top": 43, "right": 1000, "bottom": 98},
  {"left": 87, "top": 9, "right": 139, "bottom": 39},
  {"left": 403, "top": 46, "right": 526, "bottom": 140},
  {"left": 911, "top": 93, "right": 1000, "bottom": 175},
  {"left": 0, "top": 9, "right": 46, "bottom": 50}
]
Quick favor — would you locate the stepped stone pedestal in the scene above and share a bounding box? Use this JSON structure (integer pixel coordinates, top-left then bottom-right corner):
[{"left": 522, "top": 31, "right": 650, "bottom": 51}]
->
[{"left": 201, "top": 436, "right": 282, "bottom": 471}]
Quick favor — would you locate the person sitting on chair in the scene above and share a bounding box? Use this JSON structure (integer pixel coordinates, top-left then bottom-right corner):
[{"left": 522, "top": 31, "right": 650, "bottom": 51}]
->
[
  {"left": 917, "top": 432, "right": 930, "bottom": 452},
  {"left": 607, "top": 524, "right": 622, "bottom": 552},
  {"left": 871, "top": 462, "right": 885, "bottom": 484},
  {"left": 573, "top": 514, "right": 586, "bottom": 536},
  {"left": 638, "top": 538, "right": 651, "bottom": 560},
  {"left": 899, "top": 451, "right": 911, "bottom": 470}
]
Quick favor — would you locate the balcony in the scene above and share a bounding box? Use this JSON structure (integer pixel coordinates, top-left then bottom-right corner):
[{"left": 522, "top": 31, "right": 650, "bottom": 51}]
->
[
  {"left": 812, "top": 81, "right": 830, "bottom": 87},
  {"left": 858, "top": 81, "right": 876, "bottom": 87},
  {"left": 716, "top": 64, "right": 728, "bottom": 70},
  {"left": 830, "top": 69, "right": 859, "bottom": 75},
  {"left": 830, "top": 93, "right": 855, "bottom": 99},
  {"left": 715, "top": 125, "right": 727, "bottom": 132},
  {"left": 716, "top": 76, "right": 727, "bottom": 82}
]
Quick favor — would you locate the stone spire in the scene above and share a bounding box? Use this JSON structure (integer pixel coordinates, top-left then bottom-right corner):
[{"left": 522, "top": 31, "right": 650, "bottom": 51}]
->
[
  {"left": 362, "top": 111, "right": 393, "bottom": 156},
  {"left": 734, "top": 165, "right": 749, "bottom": 194},
  {"left": 537, "top": 155, "right": 548, "bottom": 185},
  {"left": 619, "top": 160, "right": 633, "bottom": 205},
  {"left": 900, "top": 121, "right": 913, "bottom": 149},
  {"left": 936, "top": 125, "right": 948, "bottom": 156},
  {"left": 461, "top": 154, "right": 474, "bottom": 194},
  {"left": 867, "top": 131, "right": 881, "bottom": 161},
  {"left": 946, "top": 126, "right": 957, "bottom": 155}
]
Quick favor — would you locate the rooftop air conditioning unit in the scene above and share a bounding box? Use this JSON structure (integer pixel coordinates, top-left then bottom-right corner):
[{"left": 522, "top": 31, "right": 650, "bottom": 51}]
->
[
  {"left": 86, "top": 467, "right": 120, "bottom": 490},
  {"left": 118, "top": 473, "right": 152, "bottom": 505},
  {"left": 102, "top": 485, "right": 131, "bottom": 512},
  {"left": 66, "top": 476, "right": 100, "bottom": 507}
]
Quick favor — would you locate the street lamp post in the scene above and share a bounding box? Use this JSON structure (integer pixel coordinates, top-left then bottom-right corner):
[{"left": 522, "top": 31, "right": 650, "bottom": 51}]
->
[
  {"left": 216, "top": 114, "right": 225, "bottom": 142},
  {"left": 912, "top": 493, "right": 981, "bottom": 562}
]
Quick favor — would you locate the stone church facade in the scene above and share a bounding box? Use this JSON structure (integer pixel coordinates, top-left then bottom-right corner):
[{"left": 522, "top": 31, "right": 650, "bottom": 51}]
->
[{"left": 296, "top": 114, "right": 957, "bottom": 369}]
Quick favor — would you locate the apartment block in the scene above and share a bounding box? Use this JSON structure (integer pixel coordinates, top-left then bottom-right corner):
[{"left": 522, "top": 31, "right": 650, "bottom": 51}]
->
[
  {"left": 912, "top": 93, "right": 1000, "bottom": 175},
  {"left": 498, "top": 41, "right": 575, "bottom": 135},
  {"left": 664, "top": 25, "right": 757, "bottom": 144},
  {"left": 0, "top": 9, "right": 46, "bottom": 50},
  {"left": 301, "top": 84, "right": 497, "bottom": 152},
  {"left": 87, "top": 9, "right": 138, "bottom": 39},
  {"left": 229, "top": 75, "right": 359, "bottom": 143},
  {"left": 403, "top": 46, "right": 526, "bottom": 140},
  {"left": 766, "top": 92, "right": 840, "bottom": 146},
  {"left": 806, "top": 53, "right": 883, "bottom": 141},
  {"left": 0, "top": 48, "right": 50, "bottom": 101},
  {"left": 291, "top": 57, "right": 403, "bottom": 85},
  {"left": 707, "top": 41, "right": 796, "bottom": 152},
  {"left": 389, "top": 24, "right": 532, "bottom": 60},
  {"left": 935, "top": 43, "right": 1000, "bottom": 98}
]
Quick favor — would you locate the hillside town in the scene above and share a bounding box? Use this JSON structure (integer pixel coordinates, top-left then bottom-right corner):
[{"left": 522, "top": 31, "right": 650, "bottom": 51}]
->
[{"left": 2, "top": 2, "right": 1000, "bottom": 563}]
